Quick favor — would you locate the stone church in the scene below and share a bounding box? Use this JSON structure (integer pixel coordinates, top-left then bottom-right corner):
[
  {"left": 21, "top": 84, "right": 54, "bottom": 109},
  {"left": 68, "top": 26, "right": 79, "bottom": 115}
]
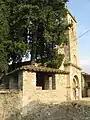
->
[{"left": 0, "top": 11, "right": 90, "bottom": 109}]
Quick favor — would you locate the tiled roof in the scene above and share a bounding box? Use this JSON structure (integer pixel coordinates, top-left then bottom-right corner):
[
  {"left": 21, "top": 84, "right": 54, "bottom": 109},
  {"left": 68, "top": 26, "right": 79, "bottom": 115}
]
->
[
  {"left": 21, "top": 65, "right": 69, "bottom": 74},
  {"left": 82, "top": 72, "right": 90, "bottom": 76},
  {"left": 6, "top": 65, "right": 69, "bottom": 76}
]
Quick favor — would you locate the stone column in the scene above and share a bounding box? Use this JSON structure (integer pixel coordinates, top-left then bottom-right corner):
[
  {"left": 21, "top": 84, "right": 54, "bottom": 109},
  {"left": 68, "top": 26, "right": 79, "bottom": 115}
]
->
[
  {"left": 22, "top": 71, "right": 36, "bottom": 107},
  {"left": 9, "top": 77, "right": 12, "bottom": 89},
  {"left": 44, "top": 76, "right": 49, "bottom": 90},
  {"left": 49, "top": 76, "right": 52, "bottom": 90},
  {"left": 18, "top": 71, "right": 23, "bottom": 90},
  {"left": 44, "top": 75, "right": 53, "bottom": 90},
  {"left": 52, "top": 75, "right": 56, "bottom": 90}
]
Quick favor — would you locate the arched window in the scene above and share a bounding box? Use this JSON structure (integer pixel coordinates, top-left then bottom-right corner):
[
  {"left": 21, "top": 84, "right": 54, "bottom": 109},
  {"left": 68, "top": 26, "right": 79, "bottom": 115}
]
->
[
  {"left": 72, "top": 75, "right": 79, "bottom": 100},
  {"left": 73, "top": 55, "right": 77, "bottom": 65},
  {"left": 71, "top": 19, "right": 75, "bottom": 39}
]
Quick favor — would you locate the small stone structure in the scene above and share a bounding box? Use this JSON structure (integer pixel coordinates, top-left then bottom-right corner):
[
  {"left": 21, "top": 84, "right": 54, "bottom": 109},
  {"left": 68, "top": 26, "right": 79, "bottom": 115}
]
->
[{"left": 81, "top": 72, "right": 90, "bottom": 97}]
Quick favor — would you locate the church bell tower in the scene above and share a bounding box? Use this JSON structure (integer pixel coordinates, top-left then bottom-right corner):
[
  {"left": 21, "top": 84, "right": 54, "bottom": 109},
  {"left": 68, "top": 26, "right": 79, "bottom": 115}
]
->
[
  {"left": 60, "top": 11, "right": 82, "bottom": 100},
  {"left": 63, "top": 11, "right": 80, "bottom": 68}
]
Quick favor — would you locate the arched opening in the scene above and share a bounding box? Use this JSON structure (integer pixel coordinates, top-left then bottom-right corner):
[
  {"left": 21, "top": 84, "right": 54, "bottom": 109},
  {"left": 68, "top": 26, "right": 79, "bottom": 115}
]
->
[{"left": 72, "top": 75, "right": 79, "bottom": 100}]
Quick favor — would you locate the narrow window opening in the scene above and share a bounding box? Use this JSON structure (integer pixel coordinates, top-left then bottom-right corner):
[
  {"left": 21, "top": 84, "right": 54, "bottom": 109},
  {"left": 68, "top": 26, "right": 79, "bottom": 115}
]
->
[{"left": 36, "top": 72, "right": 44, "bottom": 90}]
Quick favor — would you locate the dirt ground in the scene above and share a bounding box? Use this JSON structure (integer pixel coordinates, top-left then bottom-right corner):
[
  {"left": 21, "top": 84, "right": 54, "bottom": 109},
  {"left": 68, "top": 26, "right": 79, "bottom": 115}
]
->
[{"left": 6, "top": 100, "right": 90, "bottom": 120}]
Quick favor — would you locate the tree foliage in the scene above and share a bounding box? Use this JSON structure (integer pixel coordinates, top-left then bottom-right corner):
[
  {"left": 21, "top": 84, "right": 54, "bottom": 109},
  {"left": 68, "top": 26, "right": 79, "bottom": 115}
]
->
[
  {"left": 0, "top": 0, "right": 69, "bottom": 72},
  {"left": 0, "top": 0, "right": 9, "bottom": 72}
]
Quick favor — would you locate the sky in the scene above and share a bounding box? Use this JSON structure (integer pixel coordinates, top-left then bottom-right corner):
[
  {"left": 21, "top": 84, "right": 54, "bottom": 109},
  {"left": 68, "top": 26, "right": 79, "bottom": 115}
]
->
[{"left": 68, "top": 0, "right": 90, "bottom": 73}]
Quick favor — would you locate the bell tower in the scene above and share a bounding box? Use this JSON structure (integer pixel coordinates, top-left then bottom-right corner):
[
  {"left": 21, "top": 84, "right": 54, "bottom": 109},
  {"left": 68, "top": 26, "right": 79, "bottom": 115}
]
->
[
  {"left": 62, "top": 11, "right": 81, "bottom": 70},
  {"left": 60, "top": 11, "right": 82, "bottom": 100}
]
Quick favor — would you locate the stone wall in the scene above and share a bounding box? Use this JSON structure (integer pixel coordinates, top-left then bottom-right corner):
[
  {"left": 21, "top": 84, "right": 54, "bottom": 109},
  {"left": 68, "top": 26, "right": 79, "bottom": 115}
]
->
[
  {"left": 22, "top": 71, "right": 68, "bottom": 107},
  {"left": 0, "top": 91, "right": 22, "bottom": 120},
  {"left": 81, "top": 75, "right": 87, "bottom": 97},
  {"left": 0, "top": 70, "right": 69, "bottom": 119},
  {"left": 65, "top": 65, "right": 82, "bottom": 100},
  {"left": 58, "top": 12, "right": 82, "bottom": 101},
  {"left": 67, "top": 12, "right": 80, "bottom": 66}
]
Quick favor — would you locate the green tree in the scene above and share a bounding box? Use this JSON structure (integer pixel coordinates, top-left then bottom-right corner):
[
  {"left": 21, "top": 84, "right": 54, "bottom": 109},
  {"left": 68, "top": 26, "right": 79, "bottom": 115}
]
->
[
  {"left": 26, "top": 0, "right": 69, "bottom": 68},
  {"left": 6, "top": 0, "right": 28, "bottom": 69},
  {"left": 0, "top": 0, "right": 9, "bottom": 72},
  {"left": 0, "top": 0, "right": 70, "bottom": 72},
  {"left": 9, "top": 0, "right": 69, "bottom": 68}
]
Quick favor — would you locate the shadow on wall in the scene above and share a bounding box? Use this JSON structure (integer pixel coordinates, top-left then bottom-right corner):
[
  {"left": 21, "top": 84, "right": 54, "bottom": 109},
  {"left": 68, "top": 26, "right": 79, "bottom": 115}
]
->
[{"left": 6, "top": 101, "right": 90, "bottom": 120}]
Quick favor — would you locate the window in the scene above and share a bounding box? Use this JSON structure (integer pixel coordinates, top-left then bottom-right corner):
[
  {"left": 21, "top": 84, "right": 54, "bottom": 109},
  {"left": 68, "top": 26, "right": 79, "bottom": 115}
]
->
[
  {"left": 72, "top": 75, "right": 79, "bottom": 100},
  {"left": 88, "top": 82, "right": 90, "bottom": 88},
  {"left": 0, "top": 78, "right": 9, "bottom": 89},
  {"left": 71, "top": 20, "right": 75, "bottom": 39},
  {"left": 36, "top": 72, "right": 44, "bottom": 89},
  {"left": 36, "top": 72, "right": 56, "bottom": 90}
]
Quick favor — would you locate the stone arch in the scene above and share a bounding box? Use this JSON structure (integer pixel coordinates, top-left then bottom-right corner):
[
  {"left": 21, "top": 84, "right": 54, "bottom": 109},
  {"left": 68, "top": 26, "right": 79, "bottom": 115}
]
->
[{"left": 72, "top": 75, "right": 79, "bottom": 100}]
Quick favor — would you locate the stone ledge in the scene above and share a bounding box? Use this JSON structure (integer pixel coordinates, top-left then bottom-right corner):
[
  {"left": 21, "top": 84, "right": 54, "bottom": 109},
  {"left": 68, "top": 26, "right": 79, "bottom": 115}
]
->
[
  {"left": 0, "top": 90, "right": 10, "bottom": 94},
  {"left": 0, "top": 89, "right": 21, "bottom": 94},
  {"left": 64, "top": 62, "right": 82, "bottom": 70}
]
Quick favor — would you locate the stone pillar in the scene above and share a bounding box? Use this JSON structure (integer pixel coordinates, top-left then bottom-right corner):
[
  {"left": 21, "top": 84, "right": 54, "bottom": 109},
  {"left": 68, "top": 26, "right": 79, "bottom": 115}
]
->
[
  {"left": 18, "top": 71, "right": 23, "bottom": 90},
  {"left": 75, "top": 87, "right": 79, "bottom": 100},
  {"left": 44, "top": 76, "right": 49, "bottom": 90},
  {"left": 78, "top": 74, "right": 82, "bottom": 100},
  {"left": 87, "top": 89, "right": 90, "bottom": 97},
  {"left": 22, "top": 71, "right": 36, "bottom": 107},
  {"left": 44, "top": 76, "right": 53, "bottom": 90},
  {"left": 9, "top": 77, "right": 13, "bottom": 89},
  {"left": 52, "top": 75, "right": 56, "bottom": 90},
  {"left": 49, "top": 76, "right": 52, "bottom": 90}
]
